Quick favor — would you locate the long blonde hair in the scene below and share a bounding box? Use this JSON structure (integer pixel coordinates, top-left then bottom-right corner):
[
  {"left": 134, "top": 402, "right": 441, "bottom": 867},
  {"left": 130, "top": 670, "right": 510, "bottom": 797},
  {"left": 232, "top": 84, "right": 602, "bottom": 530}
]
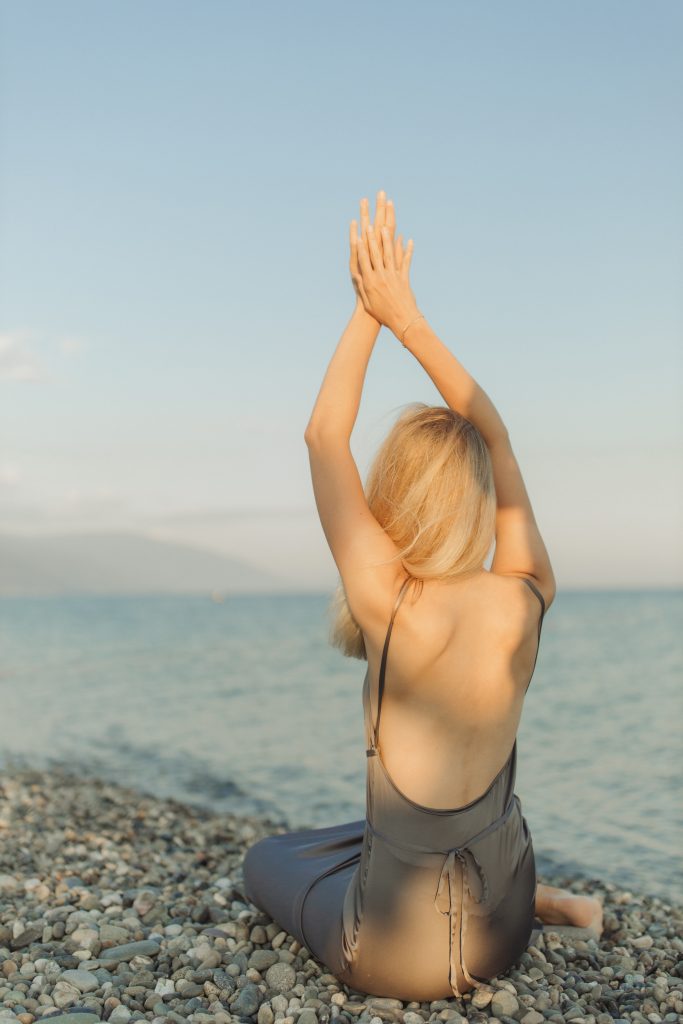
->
[{"left": 327, "top": 402, "right": 497, "bottom": 660}]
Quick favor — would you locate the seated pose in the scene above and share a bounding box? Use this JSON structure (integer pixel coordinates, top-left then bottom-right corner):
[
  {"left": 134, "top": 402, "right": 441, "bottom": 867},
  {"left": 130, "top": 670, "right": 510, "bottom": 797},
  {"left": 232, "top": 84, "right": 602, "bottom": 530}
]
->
[{"left": 242, "top": 191, "right": 603, "bottom": 1001}]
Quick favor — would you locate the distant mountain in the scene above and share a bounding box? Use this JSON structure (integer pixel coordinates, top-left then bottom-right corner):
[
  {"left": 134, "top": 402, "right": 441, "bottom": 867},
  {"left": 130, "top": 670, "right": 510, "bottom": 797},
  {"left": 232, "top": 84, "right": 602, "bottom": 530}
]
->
[{"left": 0, "top": 531, "right": 287, "bottom": 596}]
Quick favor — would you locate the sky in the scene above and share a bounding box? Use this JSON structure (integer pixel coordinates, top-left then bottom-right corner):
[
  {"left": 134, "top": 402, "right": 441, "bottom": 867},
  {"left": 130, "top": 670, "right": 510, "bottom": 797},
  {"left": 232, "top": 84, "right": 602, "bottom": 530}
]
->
[{"left": 1, "top": 0, "right": 682, "bottom": 590}]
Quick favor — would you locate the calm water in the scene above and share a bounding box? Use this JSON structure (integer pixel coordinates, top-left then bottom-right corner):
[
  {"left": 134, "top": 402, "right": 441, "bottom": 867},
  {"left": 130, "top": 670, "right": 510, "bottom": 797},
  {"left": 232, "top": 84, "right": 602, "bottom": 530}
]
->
[{"left": 1, "top": 590, "right": 681, "bottom": 902}]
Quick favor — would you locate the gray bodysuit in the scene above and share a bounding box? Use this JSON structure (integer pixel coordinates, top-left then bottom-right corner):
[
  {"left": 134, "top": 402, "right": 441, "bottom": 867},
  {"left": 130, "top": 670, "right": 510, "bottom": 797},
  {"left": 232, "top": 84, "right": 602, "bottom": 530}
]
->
[{"left": 243, "top": 574, "right": 547, "bottom": 1001}]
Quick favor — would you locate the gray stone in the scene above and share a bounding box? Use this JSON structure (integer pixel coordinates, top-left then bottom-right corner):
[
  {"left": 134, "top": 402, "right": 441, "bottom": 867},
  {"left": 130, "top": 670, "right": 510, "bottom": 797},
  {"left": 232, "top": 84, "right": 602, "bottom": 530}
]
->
[
  {"left": 232, "top": 982, "right": 262, "bottom": 1017},
  {"left": 521, "top": 1013, "right": 545, "bottom": 1024},
  {"left": 249, "top": 949, "right": 280, "bottom": 972},
  {"left": 99, "top": 925, "right": 130, "bottom": 945},
  {"left": 470, "top": 985, "right": 494, "bottom": 1008},
  {"left": 176, "top": 981, "right": 203, "bottom": 997},
  {"left": 490, "top": 991, "right": 519, "bottom": 1018},
  {"left": 59, "top": 970, "right": 100, "bottom": 994},
  {"left": 10, "top": 927, "right": 42, "bottom": 950},
  {"left": 100, "top": 941, "right": 160, "bottom": 962},
  {"left": 213, "top": 969, "right": 236, "bottom": 993},
  {"left": 108, "top": 1008, "right": 132, "bottom": 1024},
  {"left": 264, "top": 962, "right": 296, "bottom": 994},
  {"left": 198, "top": 949, "right": 222, "bottom": 969},
  {"left": 38, "top": 1015, "right": 101, "bottom": 1024},
  {"left": 69, "top": 926, "right": 100, "bottom": 953},
  {"left": 52, "top": 981, "right": 83, "bottom": 1008},
  {"left": 258, "top": 1005, "right": 275, "bottom": 1024},
  {"left": 298, "top": 1012, "right": 318, "bottom": 1024}
]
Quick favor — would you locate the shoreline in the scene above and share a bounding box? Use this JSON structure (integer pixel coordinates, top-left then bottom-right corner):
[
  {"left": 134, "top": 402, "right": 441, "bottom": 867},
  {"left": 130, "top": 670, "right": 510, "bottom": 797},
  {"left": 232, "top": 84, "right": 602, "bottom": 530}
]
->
[{"left": 0, "top": 767, "right": 680, "bottom": 1024}]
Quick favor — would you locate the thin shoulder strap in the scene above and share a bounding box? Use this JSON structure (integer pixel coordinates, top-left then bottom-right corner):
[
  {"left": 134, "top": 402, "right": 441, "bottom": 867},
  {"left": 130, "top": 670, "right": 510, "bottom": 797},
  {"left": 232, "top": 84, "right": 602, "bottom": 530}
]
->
[
  {"left": 521, "top": 576, "right": 546, "bottom": 619},
  {"left": 372, "top": 574, "right": 413, "bottom": 750},
  {"left": 520, "top": 577, "right": 546, "bottom": 693}
]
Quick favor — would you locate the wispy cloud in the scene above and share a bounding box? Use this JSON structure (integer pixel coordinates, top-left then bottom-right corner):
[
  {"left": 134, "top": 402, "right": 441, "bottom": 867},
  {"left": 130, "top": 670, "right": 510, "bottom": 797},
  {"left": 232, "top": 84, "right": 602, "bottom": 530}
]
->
[
  {"left": 59, "top": 335, "right": 88, "bottom": 356},
  {"left": 0, "top": 462, "right": 20, "bottom": 487},
  {"left": 0, "top": 330, "right": 44, "bottom": 381}
]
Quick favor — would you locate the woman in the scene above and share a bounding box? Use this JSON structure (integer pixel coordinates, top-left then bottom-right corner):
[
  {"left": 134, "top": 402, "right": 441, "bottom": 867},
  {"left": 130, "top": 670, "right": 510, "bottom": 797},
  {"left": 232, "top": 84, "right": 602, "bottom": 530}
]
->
[{"left": 242, "top": 191, "right": 603, "bottom": 1001}]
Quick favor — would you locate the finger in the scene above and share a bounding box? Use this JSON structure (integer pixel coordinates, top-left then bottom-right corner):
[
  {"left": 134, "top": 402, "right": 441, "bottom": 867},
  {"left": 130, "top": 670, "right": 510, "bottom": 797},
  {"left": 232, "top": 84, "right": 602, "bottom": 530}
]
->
[
  {"left": 375, "top": 188, "right": 387, "bottom": 238},
  {"left": 349, "top": 219, "right": 360, "bottom": 278},
  {"left": 366, "top": 224, "right": 383, "bottom": 271},
  {"left": 394, "top": 232, "right": 404, "bottom": 271},
  {"left": 374, "top": 190, "right": 387, "bottom": 263},
  {"left": 383, "top": 195, "right": 396, "bottom": 264},
  {"left": 359, "top": 197, "right": 370, "bottom": 241},
  {"left": 386, "top": 197, "right": 396, "bottom": 241},
  {"left": 402, "top": 238, "right": 414, "bottom": 279},
  {"left": 356, "top": 224, "right": 372, "bottom": 276},
  {"left": 381, "top": 226, "right": 395, "bottom": 270}
]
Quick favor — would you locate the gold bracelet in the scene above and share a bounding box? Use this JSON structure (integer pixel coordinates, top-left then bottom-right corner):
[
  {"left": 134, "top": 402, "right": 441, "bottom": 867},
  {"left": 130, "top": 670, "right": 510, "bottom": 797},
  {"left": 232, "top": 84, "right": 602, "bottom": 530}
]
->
[{"left": 400, "top": 313, "right": 425, "bottom": 347}]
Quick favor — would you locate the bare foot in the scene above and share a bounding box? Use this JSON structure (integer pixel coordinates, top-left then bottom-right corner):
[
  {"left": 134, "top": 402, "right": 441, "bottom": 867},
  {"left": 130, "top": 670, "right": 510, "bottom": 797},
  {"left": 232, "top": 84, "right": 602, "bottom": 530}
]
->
[{"left": 536, "top": 883, "right": 604, "bottom": 939}]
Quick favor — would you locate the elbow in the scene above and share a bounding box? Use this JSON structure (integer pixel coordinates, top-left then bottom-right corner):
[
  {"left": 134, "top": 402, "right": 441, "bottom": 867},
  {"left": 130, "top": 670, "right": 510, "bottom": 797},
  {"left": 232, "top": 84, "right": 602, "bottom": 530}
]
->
[
  {"left": 304, "top": 423, "right": 349, "bottom": 448},
  {"left": 304, "top": 424, "right": 319, "bottom": 446}
]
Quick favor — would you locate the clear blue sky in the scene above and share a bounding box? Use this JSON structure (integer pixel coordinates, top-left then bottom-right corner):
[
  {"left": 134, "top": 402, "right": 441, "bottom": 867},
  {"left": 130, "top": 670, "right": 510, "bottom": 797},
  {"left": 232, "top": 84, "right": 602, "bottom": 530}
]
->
[{"left": 1, "top": 0, "right": 681, "bottom": 588}]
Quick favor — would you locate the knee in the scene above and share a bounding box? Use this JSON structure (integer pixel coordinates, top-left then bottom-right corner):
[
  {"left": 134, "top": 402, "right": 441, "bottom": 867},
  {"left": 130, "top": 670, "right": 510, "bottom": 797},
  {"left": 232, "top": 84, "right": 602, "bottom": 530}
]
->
[{"left": 242, "top": 836, "right": 274, "bottom": 904}]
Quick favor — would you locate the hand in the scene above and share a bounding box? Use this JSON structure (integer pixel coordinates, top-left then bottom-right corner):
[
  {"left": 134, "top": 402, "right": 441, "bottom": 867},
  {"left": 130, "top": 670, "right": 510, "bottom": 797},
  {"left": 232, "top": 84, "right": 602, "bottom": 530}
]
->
[
  {"left": 349, "top": 190, "right": 404, "bottom": 315},
  {"left": 350, "top": 193, "right": 420, "bottom": 336}
]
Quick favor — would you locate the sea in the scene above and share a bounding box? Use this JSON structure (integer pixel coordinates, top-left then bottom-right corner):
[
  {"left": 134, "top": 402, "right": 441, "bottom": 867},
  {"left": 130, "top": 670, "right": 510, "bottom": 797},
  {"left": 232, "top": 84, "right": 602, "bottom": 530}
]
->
[{"left": 1, "top": 589, "right": 681, "bottom": 903}]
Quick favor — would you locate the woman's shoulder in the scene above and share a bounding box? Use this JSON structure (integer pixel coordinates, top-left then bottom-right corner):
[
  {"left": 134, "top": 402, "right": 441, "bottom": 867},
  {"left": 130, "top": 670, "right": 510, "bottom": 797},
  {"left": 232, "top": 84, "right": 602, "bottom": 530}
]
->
[
  {"left": 362, "top": 569, "right": 542, "bottom": 664},
  {"left": 368, "top": 570, "right": 531, "bottom": 660},
  {"left": 418, "top": 569, "right": 535, "bottom": 631}
]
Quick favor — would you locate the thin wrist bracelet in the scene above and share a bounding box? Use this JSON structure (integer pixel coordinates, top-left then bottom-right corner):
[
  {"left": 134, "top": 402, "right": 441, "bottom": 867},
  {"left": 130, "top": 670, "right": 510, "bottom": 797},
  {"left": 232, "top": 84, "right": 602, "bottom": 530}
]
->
[{"left": 400, "top": 312, "right": 425, "bottom": 347}]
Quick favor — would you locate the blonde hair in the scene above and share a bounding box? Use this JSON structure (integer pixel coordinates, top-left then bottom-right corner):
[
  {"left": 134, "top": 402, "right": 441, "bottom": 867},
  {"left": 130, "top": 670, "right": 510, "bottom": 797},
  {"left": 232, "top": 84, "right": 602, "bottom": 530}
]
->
[{"left": 327, "top": 402, "right": 497, "bottom": 660}]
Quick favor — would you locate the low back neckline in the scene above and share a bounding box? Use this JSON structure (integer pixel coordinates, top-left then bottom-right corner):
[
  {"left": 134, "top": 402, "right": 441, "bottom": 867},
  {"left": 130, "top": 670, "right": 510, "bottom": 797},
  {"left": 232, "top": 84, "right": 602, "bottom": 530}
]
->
[
  {"left": 363, "top": 667, "right": 518, "bottom": 816},
  {"left": 363, "top": 572, "right": 546, "bottom": 816}
]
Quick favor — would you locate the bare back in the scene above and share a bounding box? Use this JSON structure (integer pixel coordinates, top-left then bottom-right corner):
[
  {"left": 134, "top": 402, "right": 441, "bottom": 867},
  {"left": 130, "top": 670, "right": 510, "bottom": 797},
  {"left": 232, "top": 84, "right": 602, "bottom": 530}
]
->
[{"left": 361, "top": 569, "right": 546, "bottom": 812}]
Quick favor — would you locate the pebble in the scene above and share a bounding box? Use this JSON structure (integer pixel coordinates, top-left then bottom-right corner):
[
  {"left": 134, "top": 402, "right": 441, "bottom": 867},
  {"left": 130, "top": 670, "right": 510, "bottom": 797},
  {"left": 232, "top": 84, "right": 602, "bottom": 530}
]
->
[
  {"left": 264, "top": 962, "right": 297, "bottom": 993},
  {"left": 491, "top": 989, "right": 520, "bottom": 1017},
  {"left": 58, "top": 969, "right": 101, "bottom": 993},
  {"left": 39, "top": 1016, "right": 101, "bottom": 1024},
  {"left": 258, "top": 1005, "right": 275, "bottom": 1024},
  {"left": 297, "top": 1011, "right": 318, "bottom": 1024},
  {"left": 232, "top": 981, "right": 262, "bottom": 1016},
  {"left": 249, "top": 950, "right": 281, "bottom": 972},
  {"left": 0, "top": 767, "right": 680, "bottom": 1024},
  {"left": 99, "top": 940, "right": 161, "bottom": 961},
  {"left": 109, "top": 1009, "right": 132, "bottom": 1024},
  {"left": 520, "top": 1012, "right": 545, "bottom": 1024}
]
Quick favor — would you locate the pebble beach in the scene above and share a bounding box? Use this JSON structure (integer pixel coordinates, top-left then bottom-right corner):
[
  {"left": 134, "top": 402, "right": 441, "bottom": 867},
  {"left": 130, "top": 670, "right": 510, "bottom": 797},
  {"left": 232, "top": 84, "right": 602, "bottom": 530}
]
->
[{"left": 0, "top": 768, "right": 681, "bottom": 1024}]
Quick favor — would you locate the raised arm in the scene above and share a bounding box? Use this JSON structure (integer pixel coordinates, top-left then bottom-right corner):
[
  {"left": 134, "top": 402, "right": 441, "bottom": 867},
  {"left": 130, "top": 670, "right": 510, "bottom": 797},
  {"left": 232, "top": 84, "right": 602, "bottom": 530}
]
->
[
  {"left": 399, "top": 317, "right": 556, "bottom": 608},
  {"left": 354, "top": 207, "right": 556, "bottom": 610}
]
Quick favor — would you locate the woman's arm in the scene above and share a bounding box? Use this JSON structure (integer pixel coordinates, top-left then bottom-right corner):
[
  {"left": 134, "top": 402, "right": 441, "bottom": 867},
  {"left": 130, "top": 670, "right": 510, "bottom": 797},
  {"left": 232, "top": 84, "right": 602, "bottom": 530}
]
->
[
  {"left": 303, "top": 195, "right": 406, "bottom": 633},
  {"left": 399, "top": 316, "right": 509, "bottom": 448},
  {"left": 303, "top": 303, "right": 405, "bottom": 631},
  {"left": 352, "top": 212, "right": 555, "bottom": 606},
  {"left": 303, "top": 303, "right": 380, "bottom": 443},
  {"left": 400, "top": 316, "right": 556, "bottom": 605}
]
